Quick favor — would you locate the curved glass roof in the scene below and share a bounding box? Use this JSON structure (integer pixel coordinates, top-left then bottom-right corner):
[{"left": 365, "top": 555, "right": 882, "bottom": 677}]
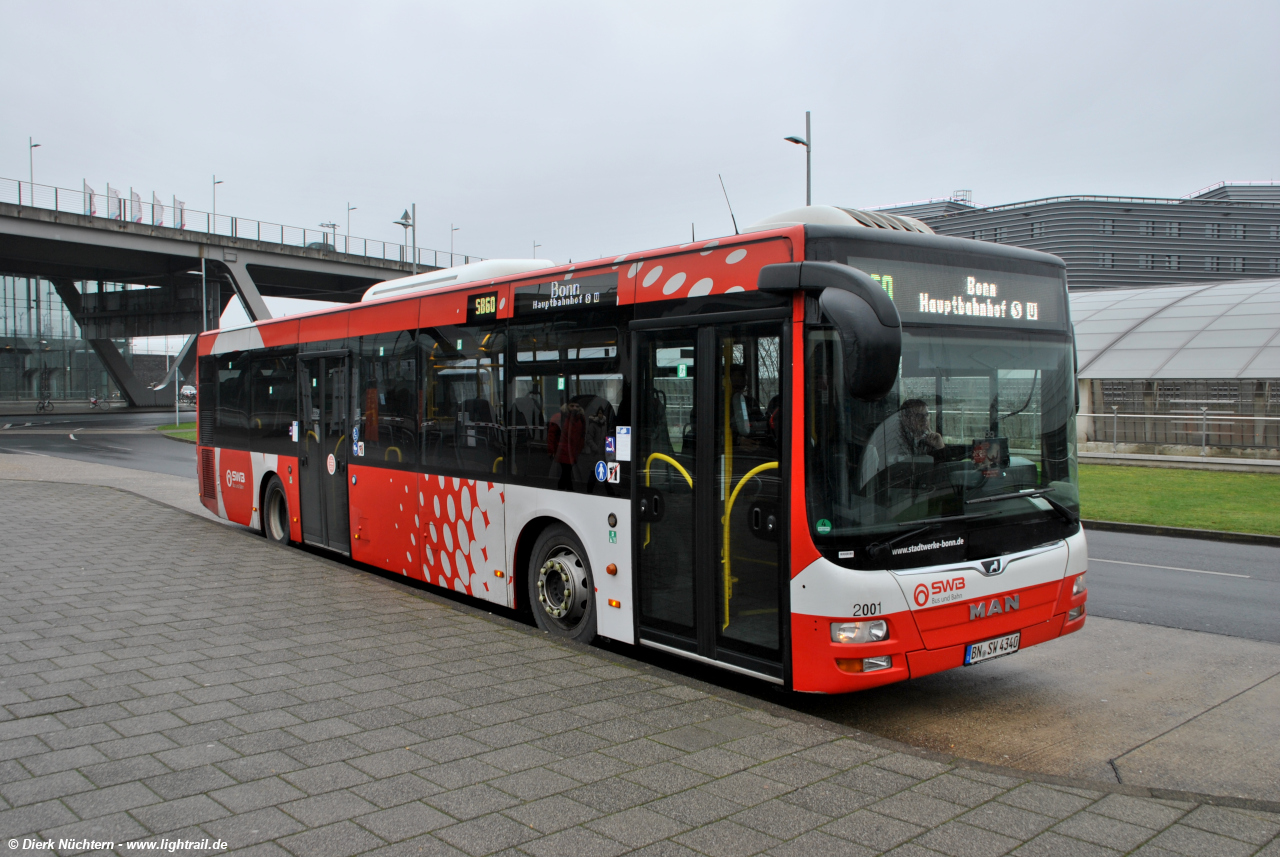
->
[{"left": 1070, "top": 278, "right": 1280, "bottom": 379}]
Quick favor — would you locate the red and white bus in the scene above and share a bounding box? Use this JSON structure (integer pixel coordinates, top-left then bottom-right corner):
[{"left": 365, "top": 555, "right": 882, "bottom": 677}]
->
[{"left": 196, "top": 206, "right": 1087, "bottom": 693}]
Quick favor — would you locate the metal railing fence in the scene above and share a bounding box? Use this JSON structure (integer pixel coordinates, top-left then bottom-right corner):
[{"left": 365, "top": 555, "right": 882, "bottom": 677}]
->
[
  {"left": 1, "top": 176, "right": 482, "bottom": 269},
  {"left": 1080, "top": 411, "right": 1280, "bottom": 452}
]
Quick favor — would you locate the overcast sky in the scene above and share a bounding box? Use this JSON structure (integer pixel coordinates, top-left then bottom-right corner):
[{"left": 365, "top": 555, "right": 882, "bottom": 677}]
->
[{"left": 6, "top": 1, "right": 1279, "bottom": 267}]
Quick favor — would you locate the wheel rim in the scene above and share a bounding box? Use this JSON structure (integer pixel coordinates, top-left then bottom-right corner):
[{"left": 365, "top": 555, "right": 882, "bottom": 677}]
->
[
  {"left": 536, "top": 545, "right": 588, "bottom": 628},
  {"left": 267, "top": 489, "right": 288, "bottom": 541}
]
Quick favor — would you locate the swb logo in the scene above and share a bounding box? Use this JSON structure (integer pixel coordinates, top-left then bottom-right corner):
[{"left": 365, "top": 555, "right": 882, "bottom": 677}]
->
[{"left": 225, "top": 470, "right": 246, "bottom": 489}]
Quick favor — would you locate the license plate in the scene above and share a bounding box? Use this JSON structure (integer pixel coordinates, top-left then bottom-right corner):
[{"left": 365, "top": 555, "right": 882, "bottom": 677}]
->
[{"left": 964, "top": 631, "right": 1021, "bottom": 665}]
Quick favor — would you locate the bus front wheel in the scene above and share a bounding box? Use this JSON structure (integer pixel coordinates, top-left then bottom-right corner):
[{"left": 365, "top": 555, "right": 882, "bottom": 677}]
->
[{"left": 528, "top": 524, "right": 597, "bottom": 643}]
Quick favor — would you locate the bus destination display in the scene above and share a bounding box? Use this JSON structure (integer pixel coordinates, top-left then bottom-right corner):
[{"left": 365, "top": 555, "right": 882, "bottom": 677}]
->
[
  {"left": 466, "top": 291, "right": 499, "bottom": 324},
  {"left": 514, "top": 272, "right": 618, "bottom": 316},
  {"left": 846, "top": 256, "right": 1065, "bottom": 328}
]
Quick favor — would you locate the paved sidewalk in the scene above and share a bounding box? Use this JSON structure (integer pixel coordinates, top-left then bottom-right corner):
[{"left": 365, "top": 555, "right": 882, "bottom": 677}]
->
[{"left": 0, "top": 481, "right": 1276, "bottom": 857}]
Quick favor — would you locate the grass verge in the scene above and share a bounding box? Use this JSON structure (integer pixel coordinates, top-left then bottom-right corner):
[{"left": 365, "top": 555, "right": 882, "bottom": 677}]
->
[
  {"left": 1079, "top": 464, "right": 1280, "bottom": 536},
  {"left": 156, "top": 423, "right": 198, "bottom": 443}
]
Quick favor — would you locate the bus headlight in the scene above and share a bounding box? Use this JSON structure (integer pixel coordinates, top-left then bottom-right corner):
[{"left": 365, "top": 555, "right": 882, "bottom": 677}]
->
[
  {"left": 1067, "top": 605, "right": 1085, "bottom": 621},
  {"left": 1073, "top": 573, "right": 1086, "bottom": 596},
  {"left": 831, "top": 620, "right": 888, "bottom": 644}
]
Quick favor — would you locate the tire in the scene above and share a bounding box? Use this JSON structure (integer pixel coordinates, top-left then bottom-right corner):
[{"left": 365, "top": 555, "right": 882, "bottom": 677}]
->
[
  {"left": 527, "top": 524, "right": 597, "bottom": 642},
  {"left": 262, "top": 476, "right": 291, "bottom": 545}
]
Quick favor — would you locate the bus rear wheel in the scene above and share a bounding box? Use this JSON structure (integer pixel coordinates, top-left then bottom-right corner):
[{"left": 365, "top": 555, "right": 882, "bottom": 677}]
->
[
  {"left": 528, "top": 524, "right": 596, "bottom": 643},
  {"left": 263, "top": 476, "right": 291, "bottom": 545}
]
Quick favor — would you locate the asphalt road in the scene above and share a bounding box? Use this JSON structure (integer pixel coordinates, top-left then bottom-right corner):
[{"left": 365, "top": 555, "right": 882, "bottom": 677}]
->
[
  {"left": 1084, "top": 528, "right": 1280, "bottom": 644},
  {"left": 0, "top": 409, "right": 196, "bottom": 478},
  {"left": 2, "top": 413, "right": 1276, "bottom": 644}
]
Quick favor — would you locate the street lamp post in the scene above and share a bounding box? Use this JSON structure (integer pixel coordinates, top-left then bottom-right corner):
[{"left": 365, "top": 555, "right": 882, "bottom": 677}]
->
[
  {"left": 784, "top": 111, "right": 812, "bottom": 206},
  {"left": 346, "top": 204, "right": 357, "bottom": 253},
  {"left": 451, "top": 224, "right": 460, "bottom": 266},
  {"left": 533, "top": 241, "right": 541, "bottom": 259},
  {"left": 28, "top": 137, "right": 41, "bottom": 196},
  {"left": 319, "top": 222, "right": 338, "bottom": 248},
  {"left": 212, "top": 175, "right": 224, "bottom": 232},
  {"left": 393, "top": 207, "right": 416, "bottom": 275}
]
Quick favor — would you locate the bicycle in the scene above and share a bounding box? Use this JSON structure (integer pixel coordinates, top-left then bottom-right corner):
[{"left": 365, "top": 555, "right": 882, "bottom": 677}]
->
[
  {"left": 36, "top": 399, "right": 54, "bottom": 413},
  {"left": 89, "top": 395, "right": 111, "bottom": 411}
]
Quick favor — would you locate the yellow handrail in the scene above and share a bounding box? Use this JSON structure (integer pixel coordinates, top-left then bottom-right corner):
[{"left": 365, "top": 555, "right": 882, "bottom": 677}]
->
[
  {"left": 644, "top": 452, "right": 692, "bottom": 488},
  {"left": 642, "top": 453, "right": 694, "bottom": 548},
  {"left": 384, "top": 446, "right": 402, "bottom": 462},
  {"left": 492, "top": 456, "right": 504, "bottom": 473},
  {"left": 722, "top": 460, "right": 779, "bottom": 630}
]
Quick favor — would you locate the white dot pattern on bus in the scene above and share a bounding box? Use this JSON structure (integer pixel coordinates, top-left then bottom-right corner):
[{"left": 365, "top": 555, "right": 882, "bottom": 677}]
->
[
  {"left": 418, "top": 476, "right": 505, "bottom": 598},
  {"left": 642, "top": 266, "right": 663, "bottom": 288},
  {"left": 662, "top": 272, "right": 687, "bottom": 295},
  {"left": 688, "top": 278, "right": 714, "bottom": 297}
]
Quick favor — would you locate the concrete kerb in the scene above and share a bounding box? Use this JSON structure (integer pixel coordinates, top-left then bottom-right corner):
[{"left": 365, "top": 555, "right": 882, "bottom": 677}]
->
[
  {"left": 1083, "top": 518, "right": 1280, "bottom": 548},
  {"left": 6, "top": 475, "right": 1280, "bottom": 819}
]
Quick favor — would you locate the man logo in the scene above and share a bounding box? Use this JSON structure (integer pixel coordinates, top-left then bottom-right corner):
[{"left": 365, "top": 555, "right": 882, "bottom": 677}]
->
[
  {"left": 980, "top": 558, "right": 1003, "bottom": 576},
  {"left": 970, "top": 595, "right": 1020, "bottom": 620},
  {"left": 913, "top": 584, "right": 929, "bottom": 607}
]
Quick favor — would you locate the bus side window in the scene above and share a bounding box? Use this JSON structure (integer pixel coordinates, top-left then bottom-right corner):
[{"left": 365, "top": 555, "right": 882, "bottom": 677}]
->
[
  {"left": 215, "top": 351, "right": 250, "bottom": 450},
  {"left": 357, "top": 331, "right": 419, "bottom": 470},
  {"left": 249, "top": 351, "right": 297, "bottom": 457},
  {"left": 508, "top": 324, "right": 625, "bottom": 494},
  {"left": 420, "top": 325, "right": 505, "bottom": 478}
]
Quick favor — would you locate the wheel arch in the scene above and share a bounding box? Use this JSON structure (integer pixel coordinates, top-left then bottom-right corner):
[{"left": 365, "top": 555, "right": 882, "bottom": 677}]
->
[{"left": 513, "top": 515, "right": 571, "bottom": 617}]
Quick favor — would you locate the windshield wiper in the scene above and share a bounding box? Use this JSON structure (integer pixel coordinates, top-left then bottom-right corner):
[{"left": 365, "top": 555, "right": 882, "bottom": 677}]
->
[{"left": 965, "top": 487, "right": 1079, "bottom": 525}]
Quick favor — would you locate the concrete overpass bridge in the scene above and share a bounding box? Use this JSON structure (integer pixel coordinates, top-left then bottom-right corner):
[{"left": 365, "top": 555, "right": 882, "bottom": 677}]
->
[{"left": 0, "top": 177, "right": 475, "bottom": 406}]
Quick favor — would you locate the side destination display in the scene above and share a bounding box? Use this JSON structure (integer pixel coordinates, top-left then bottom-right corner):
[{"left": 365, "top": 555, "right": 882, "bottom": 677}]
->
[{"left": 514, "top": 272, "right": 618, "bottom": 316}]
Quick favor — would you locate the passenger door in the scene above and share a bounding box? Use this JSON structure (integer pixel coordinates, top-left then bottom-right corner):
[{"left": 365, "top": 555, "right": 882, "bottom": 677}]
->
[
  {"left": 298, "top": 354, "right": 352, "bottom": 554},
  {"left": 634, "top": 320, "right": 787, "bottom": 681}
]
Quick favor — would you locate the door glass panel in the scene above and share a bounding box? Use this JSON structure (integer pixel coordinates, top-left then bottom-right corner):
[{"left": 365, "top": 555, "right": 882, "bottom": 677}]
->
[
  {"left": 714, "top": 326, "right": 783, "bottom": 661},
  {"left": 324, "top": 358, "right": 351, "bottom": 553},
  {"left": 298, "top": 359, "right": 325, "bottom": 545},
  {"left": 636, "top": 331, "right": 698, "bottom": 641}
]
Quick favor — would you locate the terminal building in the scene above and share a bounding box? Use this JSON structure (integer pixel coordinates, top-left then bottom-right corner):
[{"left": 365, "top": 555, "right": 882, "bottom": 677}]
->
[{"left": 881, "top": 182, "right": 1280, "bottom": 290}]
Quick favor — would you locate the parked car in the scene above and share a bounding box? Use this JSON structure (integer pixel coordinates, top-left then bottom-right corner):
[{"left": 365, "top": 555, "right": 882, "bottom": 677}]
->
[{"left": 180, "top": 385, "right": 197, "bottom": 404}]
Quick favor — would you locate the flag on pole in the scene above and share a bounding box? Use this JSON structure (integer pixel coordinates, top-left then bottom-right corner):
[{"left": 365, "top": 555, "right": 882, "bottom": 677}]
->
[
  {"left": 131, "top": 190, "right": 143, "bottom": 223},
  {"left": 84, "top": 181, "right": 97, "bottom": 216},
  {"left": 108, "top": 185, "right": 122, "bottom": 220},
  {"left": 152, "top": 192, "right": 164, "bottom": 226},
  {"left": 175, "top": 198, "right": 185, "bottom": 230}
]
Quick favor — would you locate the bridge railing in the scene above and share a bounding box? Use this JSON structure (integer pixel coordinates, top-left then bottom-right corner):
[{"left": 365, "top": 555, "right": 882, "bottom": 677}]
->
[{"left": 1, "top": 177, "right": 482, "bottom": 269}]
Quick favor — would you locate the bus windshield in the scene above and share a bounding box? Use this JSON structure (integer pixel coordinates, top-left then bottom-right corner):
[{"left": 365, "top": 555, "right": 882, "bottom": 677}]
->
[{"left": 806, "top": 324, "right": 1078, "bottom": 554}]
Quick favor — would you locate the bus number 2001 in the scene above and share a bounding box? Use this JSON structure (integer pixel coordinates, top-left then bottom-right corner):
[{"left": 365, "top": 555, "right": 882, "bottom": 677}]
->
[{"left": 851, "top": 602, "right": 881, "bottom": 617}]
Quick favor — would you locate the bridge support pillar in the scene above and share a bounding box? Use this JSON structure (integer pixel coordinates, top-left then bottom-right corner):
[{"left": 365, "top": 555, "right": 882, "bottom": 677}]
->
[{"left": 210, "top": 252, "right": 273, "bottom": 322}]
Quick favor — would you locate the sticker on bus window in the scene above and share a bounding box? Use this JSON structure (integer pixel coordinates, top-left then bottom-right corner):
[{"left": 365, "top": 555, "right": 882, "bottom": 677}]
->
[
  {"left": 358, "top": 442, "right": 365, "bottom": 457},
  {"left": 605, "top": 437, "right": 615, "bottom": 456},
  {"left": 594, "top": 461, "right": 608, "bottom": 482},
  {"left": 616, "top": 427, "right": 631, "bottom": 462},
  {"left": 816, "top": 519, "right": 832, "bottom": 535},
  {"left": 291, "top": 421, "right": 299, "bottom": 442},
  {"left": 607, "top": 462, "right": 621, "bottom": 484}
]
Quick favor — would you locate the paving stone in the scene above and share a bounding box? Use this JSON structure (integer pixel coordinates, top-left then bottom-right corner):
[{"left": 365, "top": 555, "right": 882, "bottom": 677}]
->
[
  {"left": 145, "top": 765, "right": 238, "bottom": 800},
  {"left": 487, "top": 767, "right": 579, "bottom": 801},
  {"left": 912, "top": 820, "right": 1021, "bottom": 857},
  {"left": 821, "top": 809, "right": 926, "bottom": 851},
  {"left": 277, "top": 819, "right": 388, "bottom": 857},
  {"left": 701, "top": 770, "right": 794, "bottom": 807},
  {"left": 351, "top": 772, "right": 444, "bottom": 809},
  {"left": 355, "top": 801, "right": 455, "bottom": 841},
  {"left": 1051, "top": 810, "right": 1158, "bottom": 851},
  {"left": 959, "top": 801, "right": 1057, "bottom": 839},
  {"left": 780, "top": 781, "right": 875, "bottom": 817},
  {"left": 586, "top": 805, "right": 692, "bottom": 847},
  {"left": 201, "top": 806, "right": 307, "bottom": 849},
  {"left": 63, "top": 780, "right": 162, "bottom": 819},
  {"left": 502, "top": 794, "right": 603, "bottom": 834},
  {"left": 1008, "top": 831, "right": 1123, "bottom": 857},
  {"left": 673, "top": 818, "right": 782, "bottom": 857},
  {"left": 521, "top": 825, "right": 629, "bottom": 857},
  {"left": 1178, "top": 804, "right": 1280, "bottom": 845},
  {"left": 763, "top": 829, "right": 877, "bottom": 857},
  {"left": 565, "top": 777, "right": 662, "bottom": 813},
  {"left": 130, "top": 793, "right": 231, "bottom": 833},
  {"left": 1144, "top": 822, "right": 1261, "bottom": 857},
  {"left": 649, "top": 789, "right": 744, "bottom": 826},
  {"left": 426, "top": 783, "right": 520, "bottom": 821},
  {"left": 282, "top": 789, "right": 381, "bottom": 827},
  {"left": 912, "top": 773, "right": 1006, "bottom": 808},
  {"left": 433, "top": 812, "right": 539, "bottom": 856},
  {"left": 998, "top": 783, "right": 1096, "bottom": 819},
  {"left": 730, "top": 798, "right": 828, "bottom": 839}
]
